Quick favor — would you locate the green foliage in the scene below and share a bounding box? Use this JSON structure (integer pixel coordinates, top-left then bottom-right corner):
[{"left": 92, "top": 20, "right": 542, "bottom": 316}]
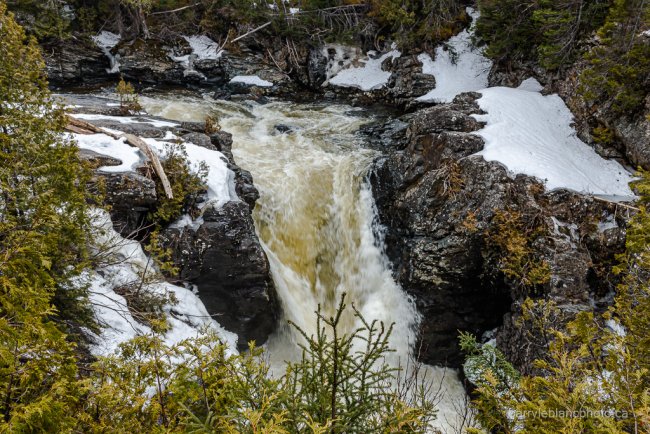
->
[
  {"left": 283, "top": 294, "right": 437, "bottom": 432},
  {"left": 459, "top": 332, "right": 520, "bottom": 394},
  {"left": 368, "top": 0, "right": 466, "bottom": 49},
  {"left": 116, "top": 77, "right": 142, "bottom": 115},
  {"left": 8, "top": 0, "right": 72, "bottom": 40},
  {"left": 464, "top": 172, "right": 650, "bottom": 433},
  {"left": 475, "top": 0, "right": 541, "bottom": 64},
  {"left": 150, "top": 143, "right": 208, "bottom": 228},
  {"left": 487, "top": 209, "right": 551, "bottom": 290},
  {"left": 80, "top": 296, "right": 437, "bottom": 433},
  {"left": 579, "top": 0, "right": 650, "bottom": 115},
  {"left": 75, "top": 6, "right": 98, "bottom": 34},
  {"left": 0, "top": 2, "right": 92, "bottom": 430},
  {"left": 476, "top": 0, "right": 610, "bottom": 68},
  {"left": 591, "top": 125, "right": 616, "bottom": 145}
]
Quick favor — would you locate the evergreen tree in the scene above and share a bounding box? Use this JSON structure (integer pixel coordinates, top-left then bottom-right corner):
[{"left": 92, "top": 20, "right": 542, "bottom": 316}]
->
[{"left": 0, "top": 2, "right": 91, "bottom": 430}]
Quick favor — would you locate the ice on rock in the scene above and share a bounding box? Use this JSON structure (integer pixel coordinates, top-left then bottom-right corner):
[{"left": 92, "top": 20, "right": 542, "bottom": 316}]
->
[{"left": 229, "top": 75, "right": 274, "bottom": 87}]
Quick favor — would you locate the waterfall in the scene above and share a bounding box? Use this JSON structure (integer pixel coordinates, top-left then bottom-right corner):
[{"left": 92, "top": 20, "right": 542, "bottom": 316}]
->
[{"left": 142, "top": 95, "right": 468, "bottom": 432}]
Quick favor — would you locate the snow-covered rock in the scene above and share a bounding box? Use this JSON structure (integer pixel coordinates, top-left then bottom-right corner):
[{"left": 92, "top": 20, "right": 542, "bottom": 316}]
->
[
  {"left": 472, "top": 79, "right": 635, "bottom": 199},
  {"left": 185, "top": 35, "right": 222, "bottom": 60},
  {"left": 417, "top": 8, "right": 491, "bottom": 103},
  {"left": 86, "top": 209, "right": 237, "bottom": 356},
  {"left": 329, "top": 48, "right": 401, "bottom": 92},
  {"left": 144, "top": 132, "right": 237, "bottom": 208},
  {"left": 229, "top": 75, "right": 274, "bottom": 88},
  {"left": 70, "top": 116, "right": 235, "bottom": 208}
]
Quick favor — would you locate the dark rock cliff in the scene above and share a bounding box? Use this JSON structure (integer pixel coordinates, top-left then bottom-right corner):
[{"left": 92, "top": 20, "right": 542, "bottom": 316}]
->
[
  {"left": 368, "top": 92, "right": 628, "bottom": 372},
  {"left": 70, "top": 97, "right": 279, "bottom": 350}
]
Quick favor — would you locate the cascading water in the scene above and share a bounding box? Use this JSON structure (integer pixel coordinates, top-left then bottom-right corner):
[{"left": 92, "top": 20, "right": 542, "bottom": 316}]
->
[{"left": 142, "top": 94, "right": 468, "bottom": 432}]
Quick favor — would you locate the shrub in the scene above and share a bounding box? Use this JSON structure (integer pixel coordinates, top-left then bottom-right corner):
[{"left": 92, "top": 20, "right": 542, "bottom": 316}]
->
[
  {"left": 116, "top": 77, "right": 142, "bottom": 115},
  {"left": 487, "top": 209, "right": 551, "bottom": 291}
]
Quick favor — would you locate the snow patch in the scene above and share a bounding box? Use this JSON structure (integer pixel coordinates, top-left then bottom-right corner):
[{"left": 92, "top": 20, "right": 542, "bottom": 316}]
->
[
  {"left": 229, "top": 75, "right": 274, "bottom": 87},
  {"left": 517, "top": 77, "right": 544, "bottom": 92},
  {"left": 321, "top": 44, "right": 363, "bottom": 83},
  {"left": 73, "top": 133, "right": 141, "bottom": 172},
  {"left": 606, "top": 319, "right": 626, "bottom": 337},
  {"left": 92, "top": 31, "right": 120, "bottom": 50},
  {"left": 472, "top": 81, "right": 635, "bottom": 198},
  {"left": 70, "top": 117, "right": 236, "bottom": 208},
  {"left": 598, "top": 214, "right": 619, "bottom": 233},
  {"left": 71, "top": 113, "right": 178, "bottom": 128},
  {"left": 169, "top": 35, "right": 222, "bottom": 79},
  {"left": 329, "top": 48, "right": 401, "bottom": 92},
  {"left": 87, "top": 209, "right": 237, "bottom": 356},
  {"left": 185, "top": 35, "right": 222, "bottom": 60},
  {"left": 417, "top": 8, "right": 491, "bottom": 103}
]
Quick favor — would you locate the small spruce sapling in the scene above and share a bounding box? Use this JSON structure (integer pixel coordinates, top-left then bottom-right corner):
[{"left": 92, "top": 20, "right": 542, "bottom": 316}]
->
[{"left": 116, "top": 76, "right": 142, "bottom": 115}]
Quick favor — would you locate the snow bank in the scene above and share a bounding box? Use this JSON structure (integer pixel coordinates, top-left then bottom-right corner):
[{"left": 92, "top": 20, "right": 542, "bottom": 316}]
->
[
  {"left": 320, "top": 44, "right": 363, "bottom": 83},
  {"left": 417, "top": 8, "right": 491, "bottom": 103},
  {"left": 92, "top": 31, "right": 120, "bottom": 51},
  {"left": 329, "top": 48, "right": 401, "bottom": 91},
  {"left": 472, "top": 79, "right": 634, "bottom": 198},
  {"left": 86, "top": 209, "right": 237, "bottom": 356},
  {"left": 70, "top": 117, "right": 235, "bottom": 207},
  {"left": 229, "top": 75, "right": 274, "bottom": 87},
  {"left": 92, "top": 31, "right": 121, "bottom": 74},
  {"left": 170, "top": 35, "right": 222, "bottom": 70}
]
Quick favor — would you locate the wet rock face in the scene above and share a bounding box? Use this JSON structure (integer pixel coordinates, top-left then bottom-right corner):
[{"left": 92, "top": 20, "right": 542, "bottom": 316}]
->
[
  {"left": 160, "top": 201, "right": 278, "bottom": 350},
  {"left": 369, "top": 93, "right": 627, "bottom": 371},
  {"left": 384, "top": 55, "right": 437, "bottom": 105},
  {"left": 43, "top": 38, "right": 114, "bottom": 86},
  {"left": 117, "top": 38, "right": 190, "bottom": 85},
  {"left": 611, "top": 95, "right": 650, "bottom": 169},
  {"left": 160, "top": 127, "right": 274, "bottom": 349}
]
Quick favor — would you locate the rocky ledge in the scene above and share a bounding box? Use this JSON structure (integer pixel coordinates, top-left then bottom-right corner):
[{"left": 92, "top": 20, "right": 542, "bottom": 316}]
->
[
  {"left": 68, "top": 95, "right": 279, "bottom": 350},
  {"left": 368, "top": 93, "right": 629, "bottom": 373}
]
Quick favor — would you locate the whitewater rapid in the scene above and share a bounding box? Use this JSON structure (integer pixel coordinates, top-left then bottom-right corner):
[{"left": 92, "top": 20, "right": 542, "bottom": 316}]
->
[{"left": 142, "top": 94, "right": 468, "bottom": 432}]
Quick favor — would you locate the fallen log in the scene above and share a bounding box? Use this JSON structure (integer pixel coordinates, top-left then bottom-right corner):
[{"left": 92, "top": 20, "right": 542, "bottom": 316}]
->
[
  {"left": 66, "top": 115, "right": 174, "bottom": 199},
  {"left": 124, "top": 133, "right": 173, "bottom": 200}
]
